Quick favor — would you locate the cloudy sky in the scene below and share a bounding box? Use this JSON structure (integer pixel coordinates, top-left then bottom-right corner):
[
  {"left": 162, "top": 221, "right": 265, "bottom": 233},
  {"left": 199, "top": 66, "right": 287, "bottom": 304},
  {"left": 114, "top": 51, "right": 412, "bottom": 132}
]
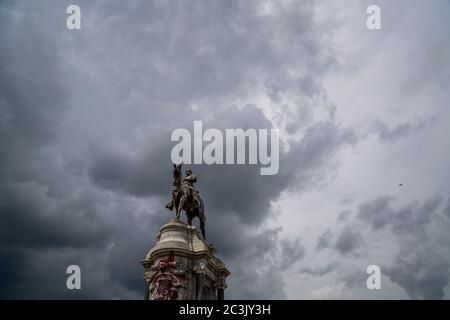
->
[{"left": 1, "top": 0, "right": 449, "bottom": 299}]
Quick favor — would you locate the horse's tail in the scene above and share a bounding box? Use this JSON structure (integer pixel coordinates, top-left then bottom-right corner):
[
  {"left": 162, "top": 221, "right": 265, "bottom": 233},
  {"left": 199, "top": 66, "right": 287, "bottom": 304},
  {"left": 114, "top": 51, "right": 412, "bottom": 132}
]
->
[
  {"left": 200, "top": 218, "right": 206, "bottom": 240},
  {"left": 199, "top": 198, "right": 206, "bottom": 240}
]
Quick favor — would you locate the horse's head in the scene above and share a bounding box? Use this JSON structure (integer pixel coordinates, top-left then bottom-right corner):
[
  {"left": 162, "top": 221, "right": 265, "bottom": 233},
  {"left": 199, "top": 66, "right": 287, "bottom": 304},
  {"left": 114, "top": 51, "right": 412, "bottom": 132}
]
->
[
  {"left": 170, "top": 163, "right": 183, "bottom": 188},
  {"left": 173, "top": 163, "right": 182, "bottom": 186},
  {"left": 173, "top": 163, "right": 182, "bottom": 174}
]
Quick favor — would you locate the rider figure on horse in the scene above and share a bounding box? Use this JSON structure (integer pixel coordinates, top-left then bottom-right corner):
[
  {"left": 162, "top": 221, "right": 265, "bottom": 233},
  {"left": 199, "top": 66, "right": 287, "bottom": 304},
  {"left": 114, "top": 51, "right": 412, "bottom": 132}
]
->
[{"left": 181, "top": 169, "right": 201, "bottom": 208}]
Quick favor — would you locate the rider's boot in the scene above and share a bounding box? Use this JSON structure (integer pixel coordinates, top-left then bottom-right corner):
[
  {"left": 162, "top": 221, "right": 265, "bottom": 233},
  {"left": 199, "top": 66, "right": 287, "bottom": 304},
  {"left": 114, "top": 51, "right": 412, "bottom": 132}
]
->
[{"left": 165, "top": 200, "right": 174, "bottom": 210}]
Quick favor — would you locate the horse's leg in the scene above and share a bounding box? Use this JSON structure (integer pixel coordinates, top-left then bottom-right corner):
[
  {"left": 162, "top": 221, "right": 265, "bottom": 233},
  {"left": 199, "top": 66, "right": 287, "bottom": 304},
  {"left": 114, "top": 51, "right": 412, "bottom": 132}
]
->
[
  {"left": 200, "top": 207, "right": 206, "bottom": 240},
  {"left": 176, "top": 195, "right": 185, "bottom": 220},
  {"left": 187, "top": 213, "right": 192, "bottom": 226}
]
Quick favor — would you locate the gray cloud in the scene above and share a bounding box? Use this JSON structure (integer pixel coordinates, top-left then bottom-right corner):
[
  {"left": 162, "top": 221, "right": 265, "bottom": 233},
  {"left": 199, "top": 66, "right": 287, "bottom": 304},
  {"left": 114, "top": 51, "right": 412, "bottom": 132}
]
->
[
  {"left": 314, "top": 224, "right": 366, "bottom": 257},
  {"left": 373, "top": 117, "right": 436, "bottom": 144},
  {"left": 444, "top": 198, "right": 450, "bottom": 218},
  {"left": 338, "top": 210, "right": 352, "bottom": 221},
  {"left": 0, "top": 0, "right": 350, "bottom": 299},
  {"left": 334, "top": 227, "right": 363, "bottom": 256},
  {"left": 0, "top": 182, "right": 115, "bottom": 250},
  {"left": 358, "top": 195, "right": 442, "bottom": 239},
  {"left": 300, "top": 263, "right": 336, "bottom": 277},
  {"left": 280, "top": 238, "right": 306, "bottom": 270},
  {"left": 337, "top": 269, "right": 369, "bottom": 292},
  {"left": 316, "top": 229, "right": 332, "bottom": 251},
  {"left": 358, "top": 195, "right": 450, "bottom": 299},
  {"left": 385, "top": 244, "right": 450, "bottom": 300},
  {"left": 2, "top": 0, "right": 448, "bottom": 300}
]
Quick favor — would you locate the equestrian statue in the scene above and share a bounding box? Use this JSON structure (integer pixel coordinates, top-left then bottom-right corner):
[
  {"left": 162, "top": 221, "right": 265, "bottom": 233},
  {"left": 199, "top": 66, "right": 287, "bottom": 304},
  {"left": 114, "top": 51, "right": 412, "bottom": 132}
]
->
[{"left": 165, "top": 164, "right": 206, "bottom": 239}]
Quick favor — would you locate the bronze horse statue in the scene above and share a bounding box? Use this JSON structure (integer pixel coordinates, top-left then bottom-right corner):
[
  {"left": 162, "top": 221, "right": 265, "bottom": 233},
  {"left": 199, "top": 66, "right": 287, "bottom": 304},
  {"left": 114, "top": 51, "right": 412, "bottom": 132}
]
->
[{"left": 170, "top": 164, "right": 206, "bottom": 239}]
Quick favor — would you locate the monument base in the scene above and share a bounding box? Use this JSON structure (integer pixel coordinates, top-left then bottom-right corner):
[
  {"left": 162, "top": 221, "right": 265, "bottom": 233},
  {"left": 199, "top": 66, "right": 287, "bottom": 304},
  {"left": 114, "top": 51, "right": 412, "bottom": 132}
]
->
[{"left": 141, "top": 219, "right": 230, "bottom": 300}]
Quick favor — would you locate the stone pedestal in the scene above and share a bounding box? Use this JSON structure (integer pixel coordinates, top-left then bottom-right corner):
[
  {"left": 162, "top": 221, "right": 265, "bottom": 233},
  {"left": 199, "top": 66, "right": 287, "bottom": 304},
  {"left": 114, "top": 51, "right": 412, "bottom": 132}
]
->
[{"left": 141, "top": 219, "right": 230, "bottom": 300}]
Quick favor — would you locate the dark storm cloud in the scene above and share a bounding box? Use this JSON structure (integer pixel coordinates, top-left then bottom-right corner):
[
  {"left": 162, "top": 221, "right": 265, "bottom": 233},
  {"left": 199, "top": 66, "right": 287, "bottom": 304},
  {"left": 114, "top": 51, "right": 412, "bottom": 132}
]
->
[
  {"left": 357, "top": 195, "right": 450, "bottom": 299},
  {"left": 0, "top": 5, "right": 65, "bottom": 140},
  {"left": 0, "top": 248, "right": 30, "bottom": 299},
  {"left": 0, "top": 181, "right": 164, "bottom": 299},
  {"left": 0, "top": 0, "right": 354, "bottom": 299},
  {"left": 0, "top": 1, "right": 69, "bottom": 176},
  {"left": 444, "top": 198, "right": 450, "bottom": 218},
  {"left": 204, "top": 214, "right": 305, "bottom": 299},
  {"left": 89, "top": 140, "right": 172, "bottom": 198},
  {"left": 0, "top": 182, "right": 115, "bottom": 249}
]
